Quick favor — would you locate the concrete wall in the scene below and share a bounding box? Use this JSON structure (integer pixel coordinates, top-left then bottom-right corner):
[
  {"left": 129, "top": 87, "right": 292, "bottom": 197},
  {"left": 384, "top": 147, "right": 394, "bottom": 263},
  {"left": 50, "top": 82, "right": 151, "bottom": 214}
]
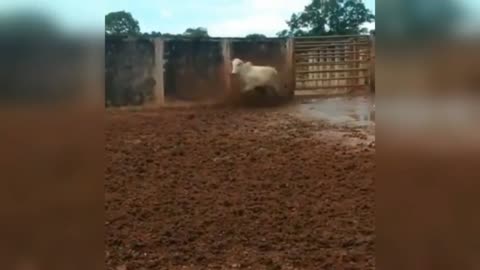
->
[
  {"left": 105, "top": 37, "right": 156, "bottom": 106},
  {"left": 105, "top": 37, "right": 293, "bottom": 106},
  {"left": 164, "top": 39, "right": 226, "bottom": 101}
]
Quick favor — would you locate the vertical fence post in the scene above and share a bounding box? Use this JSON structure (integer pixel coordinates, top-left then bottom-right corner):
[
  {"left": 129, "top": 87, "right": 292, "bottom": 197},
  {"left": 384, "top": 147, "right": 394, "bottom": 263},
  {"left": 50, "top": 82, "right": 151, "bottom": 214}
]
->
[
  {"left": 286, "top": 38, "right": 295, "bottom": 94},
  {"left": 353, "top": 38, "right": 359, "bottom": 90},
  {"left": 153, "top": 38, "right": 165, "bottom": 106},
  {"left": 221, "top": 39, "right": 232, "bottom": 96}
]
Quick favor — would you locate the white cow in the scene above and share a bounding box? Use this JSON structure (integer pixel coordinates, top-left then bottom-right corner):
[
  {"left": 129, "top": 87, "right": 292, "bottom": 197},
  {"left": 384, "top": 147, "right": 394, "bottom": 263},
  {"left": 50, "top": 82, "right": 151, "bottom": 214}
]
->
[{"left": 231, "top": 58, "right": 284, "bottom": 96}]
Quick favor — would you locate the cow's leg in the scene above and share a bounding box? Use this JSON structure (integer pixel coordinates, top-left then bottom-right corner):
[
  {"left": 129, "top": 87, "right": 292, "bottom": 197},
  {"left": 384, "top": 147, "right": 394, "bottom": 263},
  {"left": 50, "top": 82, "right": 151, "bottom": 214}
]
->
[
  {"left": 263, "top": 81, "right": 280, "bottom": 97},
  {"left": 242, "top": 84, "right": 255, "bottom": 93},
  {"left": 264, "top": 85, "right": 276, "bottom": 97},
  {"left": 255, "top": 86, "right": 267, "bottom": 95},
  {"left": 273, "top": 81, "right": 284, "bottom": 97}
]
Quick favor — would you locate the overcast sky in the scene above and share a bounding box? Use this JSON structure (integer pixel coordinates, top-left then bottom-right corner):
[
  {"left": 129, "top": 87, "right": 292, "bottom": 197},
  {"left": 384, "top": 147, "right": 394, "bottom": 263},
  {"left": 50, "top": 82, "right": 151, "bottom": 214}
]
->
[
  {"left": 1, "top": 0, "right": 376, "bottom": 36},
  {"left": 4, "top": 1, "right": 480, "bottom": 38},
  {"left": 103, "top": 0, "right": 376, "bottom": 36}
]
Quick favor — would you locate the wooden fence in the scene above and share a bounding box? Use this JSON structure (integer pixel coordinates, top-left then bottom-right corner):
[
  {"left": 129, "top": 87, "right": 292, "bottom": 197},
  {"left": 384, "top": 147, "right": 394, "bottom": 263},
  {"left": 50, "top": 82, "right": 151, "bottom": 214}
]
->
[{"left": 294, "top": 35, "right": 373, "bottom": 93}]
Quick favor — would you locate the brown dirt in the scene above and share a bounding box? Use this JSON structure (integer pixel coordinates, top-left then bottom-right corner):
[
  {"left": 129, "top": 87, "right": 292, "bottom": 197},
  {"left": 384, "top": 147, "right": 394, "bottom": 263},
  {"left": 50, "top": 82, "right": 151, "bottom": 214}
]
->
[
  {"left": 219, "top": 88, "right": 293, "bottom": 109},
  {"left": 105, "top": 106, "right": 374, "bottom": 270}
]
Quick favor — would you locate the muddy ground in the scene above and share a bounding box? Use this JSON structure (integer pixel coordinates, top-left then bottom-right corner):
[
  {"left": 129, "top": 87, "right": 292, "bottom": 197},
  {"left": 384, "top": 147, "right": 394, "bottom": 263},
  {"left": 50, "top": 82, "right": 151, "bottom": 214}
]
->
[{"left": 105, "top": 100, "right": 375, "bottom": 270}]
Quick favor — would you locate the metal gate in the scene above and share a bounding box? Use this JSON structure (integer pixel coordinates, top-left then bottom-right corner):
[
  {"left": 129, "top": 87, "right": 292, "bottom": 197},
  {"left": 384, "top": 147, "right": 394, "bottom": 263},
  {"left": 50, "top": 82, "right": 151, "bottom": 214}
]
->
[{"left": 294, "top": 35, "right": 373, "bottom": 93}]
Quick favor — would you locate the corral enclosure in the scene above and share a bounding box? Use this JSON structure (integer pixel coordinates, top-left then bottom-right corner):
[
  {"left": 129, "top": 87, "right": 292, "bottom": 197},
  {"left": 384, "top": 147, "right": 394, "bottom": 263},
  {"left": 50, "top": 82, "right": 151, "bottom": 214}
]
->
[
  {"left": 105, "top": 34, "right": 376, "bottom": 269},
  {"left": 105, "top": 35, "right": 375, "bottom": 107},
  {"left": 105, "top": 37, "right": 295, "bottom": 106}
]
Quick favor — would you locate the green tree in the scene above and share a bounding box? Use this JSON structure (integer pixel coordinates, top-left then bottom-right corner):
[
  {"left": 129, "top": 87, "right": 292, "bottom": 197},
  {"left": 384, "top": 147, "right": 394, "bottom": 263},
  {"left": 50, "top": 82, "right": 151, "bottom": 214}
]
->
[
  {"left": 161, "top": 33, "right": 181, "bottom": 38},
  {"left": 276, "top": 29, "right": 290, "bottom": 38},
  {"left": 142, "top": 31, "right": 162, "bottom": 38},
  {"left": 277, "top": 0, "right": 375, "bottom": 37},
  {"left": 105, "top": 11, "right": 140, "bottom": 36},
  {"left": 245, "top": 33, "right": 268, "bottom": 40},
  {"left": 183, "top": 27, "right": 209, "bottom": 38}
]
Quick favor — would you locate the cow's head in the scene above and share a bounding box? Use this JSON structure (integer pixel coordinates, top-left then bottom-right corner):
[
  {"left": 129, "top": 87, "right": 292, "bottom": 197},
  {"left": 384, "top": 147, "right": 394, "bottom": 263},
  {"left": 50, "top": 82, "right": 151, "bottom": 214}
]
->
[{"left": 231, "top": 58, "right": 244, "bottom": 74}]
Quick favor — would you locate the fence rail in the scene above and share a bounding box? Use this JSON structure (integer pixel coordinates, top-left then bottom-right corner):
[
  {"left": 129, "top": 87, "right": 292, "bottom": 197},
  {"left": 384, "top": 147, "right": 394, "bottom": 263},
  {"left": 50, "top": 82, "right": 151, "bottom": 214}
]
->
[
  {"left": 294, "top": 34, "right": 370, "bottom": 40},
  {"left": 296, "top": 75, "right": 369, "bottom": 82},
  {"left": 294, "top": 39, "right": 369, "bottom": 44},
  {"left": 294, "top": 43, "right": 370, "bottom": 49},
  {"left": 296, "top": 67, "right": 368, "bottom": 74},
  {"left": 295, "top": 51, "right": 370, "bottom": 58},
  {"left": 296, "top": 60, "right": 366, "bottom": 66}
]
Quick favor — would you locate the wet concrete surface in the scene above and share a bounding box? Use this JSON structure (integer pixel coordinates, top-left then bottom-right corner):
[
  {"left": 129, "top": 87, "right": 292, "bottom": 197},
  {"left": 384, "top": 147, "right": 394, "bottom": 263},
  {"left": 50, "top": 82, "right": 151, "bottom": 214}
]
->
[
  {"left": 293, "top": 95, "right": 375, "bottom": 128},
  {"left": 289, "top": 95, "right": 375, "bottom": 145}
]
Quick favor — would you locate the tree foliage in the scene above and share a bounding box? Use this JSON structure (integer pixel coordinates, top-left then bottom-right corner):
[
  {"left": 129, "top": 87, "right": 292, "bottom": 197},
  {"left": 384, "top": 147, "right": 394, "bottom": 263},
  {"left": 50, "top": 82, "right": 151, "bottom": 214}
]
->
[
  {"left": 143, "top": 28, "right": 209, "bottom": 39},
  {"left": 245, "top": 33, "right": 268, "bottom": 40},
  {"left": 105, "top": 11, "right": 140, "bottom": 36},
  {"left": 183, "top": 27, "right": 209, "bottom": 38},
  {"left": 161, "top": 33, "right": 181, "bottom": 38},
  {"left": 277, "top": 0, "right": 374, "bottom": 37},
  {"left": 142, "top": 31, "right": 162, "bottom": 38}
]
